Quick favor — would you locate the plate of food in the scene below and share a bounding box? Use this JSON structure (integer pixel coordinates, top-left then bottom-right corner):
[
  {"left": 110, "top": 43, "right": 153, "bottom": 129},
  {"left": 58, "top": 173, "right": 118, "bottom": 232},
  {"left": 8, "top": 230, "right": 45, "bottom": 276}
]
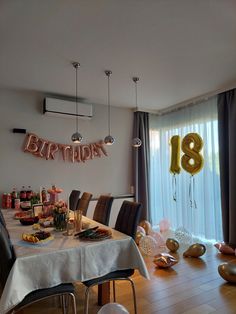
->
[
  {"left": 39, "top": 216, "right": 54, "bottom": 228},
  {"left": 14, "top": 211, "right": 32, "bottom": 220},
  {"left": 22, "top": 230, "right": 53, "bottom": 244},
  {"left": 76, "top": 227, "right": 112, "bottom": 241}
]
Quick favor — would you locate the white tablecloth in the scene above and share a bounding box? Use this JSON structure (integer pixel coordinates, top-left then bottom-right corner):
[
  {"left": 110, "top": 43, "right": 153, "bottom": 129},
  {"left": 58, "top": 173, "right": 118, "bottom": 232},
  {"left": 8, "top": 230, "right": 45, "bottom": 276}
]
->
[{"left": 0, "top": 209, "right": 149, "bottom": 314}]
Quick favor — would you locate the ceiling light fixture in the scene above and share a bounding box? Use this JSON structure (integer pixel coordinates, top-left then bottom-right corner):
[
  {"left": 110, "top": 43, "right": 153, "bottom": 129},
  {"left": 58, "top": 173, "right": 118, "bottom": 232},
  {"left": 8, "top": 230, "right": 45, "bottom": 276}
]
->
[
  {"left": 71, "top": 62, "right": 83, "bottom": 144},
  {"left": 132, "top": 77, "right": 142, "bottom": 148},
  {"left": 104, "top": 70, "right": 115, "bottom": 145}
]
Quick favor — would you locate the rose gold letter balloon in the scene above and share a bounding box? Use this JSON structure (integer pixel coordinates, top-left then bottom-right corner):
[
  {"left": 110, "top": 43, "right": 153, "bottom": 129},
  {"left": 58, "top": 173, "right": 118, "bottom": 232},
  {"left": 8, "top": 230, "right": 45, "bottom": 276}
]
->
[
  {"left": 166, "top": 238, "right": 179, "bottom": 252},
  {"left": 214, "top": 242, "right": 235, "bottom": 255},
  {"left": 24, "top": 133, "right": 39, "bottom": 153},
  {"left": 218, "top": 262, "right": 236, "bottom": 283},
  {"left": 153, "top": 253, "right": 178, "bottom": 268},
  {"left": 183, "top": 243, "right": 206, "bottom": 258}
]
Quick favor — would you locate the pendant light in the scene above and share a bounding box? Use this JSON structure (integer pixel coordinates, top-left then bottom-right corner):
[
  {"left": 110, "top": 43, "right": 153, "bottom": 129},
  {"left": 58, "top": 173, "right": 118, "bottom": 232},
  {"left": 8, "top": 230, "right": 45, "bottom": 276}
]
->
[
  {"left": 71, "top": 62, "right": 83, "bottom": 144},
  {"left": 104, "top": 70, "right": 115, "bottom": 145},
  {"left": 132, "top": 77, "right": 142, "bottom": 148}
]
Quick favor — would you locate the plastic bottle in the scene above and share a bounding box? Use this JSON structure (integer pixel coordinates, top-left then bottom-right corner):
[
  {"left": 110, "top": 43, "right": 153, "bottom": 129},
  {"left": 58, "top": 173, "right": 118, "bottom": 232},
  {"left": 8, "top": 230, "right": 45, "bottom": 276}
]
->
[
  {"left": 11, "top": 187, "right": 17, "bottom": 209},
  {"left": 26, "top": 186, "right": 32, "bottom": 201},
  {"left": 20, "top": 186, "right": 26, "bottom": 201},
  {"left": 41, "top": 187, "right": 47, "bottom": 203}
]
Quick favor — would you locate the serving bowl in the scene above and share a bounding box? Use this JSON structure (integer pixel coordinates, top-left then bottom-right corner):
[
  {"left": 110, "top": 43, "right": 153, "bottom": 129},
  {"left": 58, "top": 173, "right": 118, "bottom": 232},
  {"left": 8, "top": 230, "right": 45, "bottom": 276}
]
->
[{"left": 20, "top": 217, "right": 39, "bottom": 226}]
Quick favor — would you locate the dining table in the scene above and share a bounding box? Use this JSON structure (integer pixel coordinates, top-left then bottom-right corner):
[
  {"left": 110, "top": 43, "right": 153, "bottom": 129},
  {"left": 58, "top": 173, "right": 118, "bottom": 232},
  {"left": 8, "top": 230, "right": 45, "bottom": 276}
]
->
[{"left": 0, "top": 209, "right": 149, "bottom": 314}]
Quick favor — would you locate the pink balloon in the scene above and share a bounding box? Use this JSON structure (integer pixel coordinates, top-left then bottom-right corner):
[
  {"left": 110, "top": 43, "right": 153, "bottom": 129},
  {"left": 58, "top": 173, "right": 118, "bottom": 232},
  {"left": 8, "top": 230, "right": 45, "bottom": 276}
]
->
[
  {"left": 214, "top": 243, "right": 235, "bottom": 255},
  {"left": 159, "top": 219, "right": 171, "bottom": 233},
  {"left": 137, "top": 226, "right": 146, "bottom": 235},
  {"left": 150, "top": 231, "right": 165, "bottom": 247}
]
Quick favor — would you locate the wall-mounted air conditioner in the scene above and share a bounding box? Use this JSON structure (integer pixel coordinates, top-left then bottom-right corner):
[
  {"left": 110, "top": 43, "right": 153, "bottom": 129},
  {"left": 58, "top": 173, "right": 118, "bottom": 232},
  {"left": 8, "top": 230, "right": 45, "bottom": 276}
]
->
[{"left": 43, "top": 97, "right": 93, "bottom": 119}]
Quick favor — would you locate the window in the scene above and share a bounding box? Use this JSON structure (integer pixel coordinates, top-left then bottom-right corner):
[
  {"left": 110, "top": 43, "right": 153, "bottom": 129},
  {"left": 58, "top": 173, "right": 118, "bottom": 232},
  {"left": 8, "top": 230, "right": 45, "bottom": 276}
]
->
[{"left": 149, "top": 96, "right": 222, "bottom": 241}]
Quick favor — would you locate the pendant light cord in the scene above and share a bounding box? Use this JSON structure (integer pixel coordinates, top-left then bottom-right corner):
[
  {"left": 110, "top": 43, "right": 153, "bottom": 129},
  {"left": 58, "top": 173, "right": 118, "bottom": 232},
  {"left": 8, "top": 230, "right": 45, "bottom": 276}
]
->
[
  {"left": 133, "top": 77, "right": 139, "bottom": 112},
  {"left": 105, "top": 70, "right": 112, "bottom": 136},
  {"left": 75, "top": 65, "right": 78, "bottom": 133},
  {"left": 108, "top": 73, "right": 111, "bottom": 135}
]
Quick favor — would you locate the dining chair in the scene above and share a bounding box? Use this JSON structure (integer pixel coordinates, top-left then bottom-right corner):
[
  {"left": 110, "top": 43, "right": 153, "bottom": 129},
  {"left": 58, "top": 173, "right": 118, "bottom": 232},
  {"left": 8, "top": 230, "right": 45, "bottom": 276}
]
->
[
  {"left": 69, "top": 189, "right": 81, "bottom": 211},
  {"left": 0, "top": 209, "right": 6, "bottom": 226},
  {"left": 93, "top": 195, "right": 114, "bottom": 226},
  {"left": 0, "top": 222, "right": 77, "bottom": 314},
  {"left": 83, "top": 200, "right": 142, "bottom": 314},
  {"left": 77, "top": 192, "right": 93, "bottom": 216}
]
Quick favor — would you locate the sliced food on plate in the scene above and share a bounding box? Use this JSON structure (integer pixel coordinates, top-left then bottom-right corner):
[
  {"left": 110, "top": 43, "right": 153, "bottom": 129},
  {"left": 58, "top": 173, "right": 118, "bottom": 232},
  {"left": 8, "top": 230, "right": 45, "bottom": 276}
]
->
[
  {"left": 14, "top": 211, "right": 31, "bottom": 220},
  {"left": 22, "top": 231, "right": 53, "bottom": 244},
  {"left": 77, "top": 227, "right": 112, "bottom": 241}
]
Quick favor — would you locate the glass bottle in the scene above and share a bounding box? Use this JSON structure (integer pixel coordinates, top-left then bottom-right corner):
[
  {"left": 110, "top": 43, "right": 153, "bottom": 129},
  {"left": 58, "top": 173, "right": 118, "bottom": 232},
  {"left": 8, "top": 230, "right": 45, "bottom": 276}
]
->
[{"left": 74, "top": 209, "right": 83, "bottom": 232}]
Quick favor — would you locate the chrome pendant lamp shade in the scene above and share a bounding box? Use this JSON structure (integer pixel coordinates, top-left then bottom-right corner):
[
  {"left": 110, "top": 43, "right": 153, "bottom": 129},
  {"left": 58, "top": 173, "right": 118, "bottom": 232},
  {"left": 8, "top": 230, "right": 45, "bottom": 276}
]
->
[
  {"left": 104, "top": 70, "right": 115, "bottom": 145},
  {"left": 71, "top": 62, "right": 83, "bottom": 144},
  {"left": 132, "top": 77, "right": 142, "bottom": 148}
]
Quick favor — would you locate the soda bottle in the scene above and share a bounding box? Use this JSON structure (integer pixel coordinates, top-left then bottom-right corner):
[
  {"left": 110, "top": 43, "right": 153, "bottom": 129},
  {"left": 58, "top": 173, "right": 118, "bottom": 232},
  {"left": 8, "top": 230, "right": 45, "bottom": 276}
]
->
[
  {"left": 41, "top": 187, "right": 47, "bottom": 203},
  {"left": 11, "top": 187, "right": 17, "bottom": 209},
  {"left": 26, "top": 186, "right": 32, "bottom": 200},
  {"left": 20, "top": 186, "right": 26, "bottom": 201}
]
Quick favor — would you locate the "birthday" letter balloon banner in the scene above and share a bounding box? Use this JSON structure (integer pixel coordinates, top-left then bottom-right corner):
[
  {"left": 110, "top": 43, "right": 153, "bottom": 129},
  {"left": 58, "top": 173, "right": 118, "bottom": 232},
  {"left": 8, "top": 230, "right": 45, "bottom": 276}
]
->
[{"left": 23, "top": 133, "right": 108, "bottom": 163}]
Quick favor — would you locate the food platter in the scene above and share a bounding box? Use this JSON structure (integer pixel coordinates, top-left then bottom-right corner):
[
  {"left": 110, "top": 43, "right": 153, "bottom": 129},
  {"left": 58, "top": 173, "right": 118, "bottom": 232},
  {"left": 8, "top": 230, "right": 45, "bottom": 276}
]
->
[
  {"left": 77, "top": 228, "right": 112, "bottom": 241},
  {"left": 39, "top": 216, "right": 54, "bottom": 228},
  {"left": 14, "top": 211, "right": 32, "bottom": 220},
  {"left": 22, "top": 231, "right": 53, "bottom": 244}
]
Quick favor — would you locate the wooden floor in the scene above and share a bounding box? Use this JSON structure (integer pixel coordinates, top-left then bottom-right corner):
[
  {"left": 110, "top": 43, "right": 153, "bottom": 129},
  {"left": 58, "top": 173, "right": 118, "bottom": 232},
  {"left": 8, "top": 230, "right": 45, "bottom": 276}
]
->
[{"left": 15, "top": 244, "right": 236, "bottom": 314}]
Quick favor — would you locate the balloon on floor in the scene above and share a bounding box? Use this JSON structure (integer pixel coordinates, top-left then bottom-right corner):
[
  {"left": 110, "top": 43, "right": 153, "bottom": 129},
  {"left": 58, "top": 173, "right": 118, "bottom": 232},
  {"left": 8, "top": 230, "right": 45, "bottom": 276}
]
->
[
  {"left": 218, "top": 262, "right": 236, "bottom": 284},
  {"left": 166, "top": 238, "right": 179, "bottom": 252},
  {"left": 98, "top": 303, "right": 129, "bottom": 314},
  {"left": 183, "top": 243, "right": 206, "bottom": 258},
  {"left": 153, "top": 253, "right": 178, "bottom": 268}
]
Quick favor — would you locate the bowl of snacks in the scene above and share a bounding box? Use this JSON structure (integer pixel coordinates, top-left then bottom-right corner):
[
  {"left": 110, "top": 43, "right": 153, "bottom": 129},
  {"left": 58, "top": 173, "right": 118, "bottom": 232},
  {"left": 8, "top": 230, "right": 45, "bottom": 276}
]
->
[{"left": 20, "top": 216, "right": 39, "bottom": 226}]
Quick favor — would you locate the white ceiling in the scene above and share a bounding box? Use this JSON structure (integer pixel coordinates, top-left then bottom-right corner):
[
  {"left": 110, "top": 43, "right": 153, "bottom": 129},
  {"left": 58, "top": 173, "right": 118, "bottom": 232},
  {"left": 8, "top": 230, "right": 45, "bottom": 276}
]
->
[{"left": 1, "top": 0, "right": 236, "bottom": 111}]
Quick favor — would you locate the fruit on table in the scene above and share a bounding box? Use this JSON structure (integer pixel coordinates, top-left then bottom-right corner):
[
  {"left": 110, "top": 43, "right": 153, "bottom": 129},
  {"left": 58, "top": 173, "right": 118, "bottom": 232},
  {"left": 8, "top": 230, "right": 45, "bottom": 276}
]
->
[{"left": 22, "top": 231, "right": 52, "bottom": 243}]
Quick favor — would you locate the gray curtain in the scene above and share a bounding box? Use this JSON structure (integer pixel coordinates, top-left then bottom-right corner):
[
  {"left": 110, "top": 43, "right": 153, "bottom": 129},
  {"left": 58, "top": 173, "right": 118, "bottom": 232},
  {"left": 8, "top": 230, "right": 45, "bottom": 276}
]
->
[
  {"left": 132, "top": 111, "right": 150, "bottom": 222},
  {"left": 218, "top": 89, "right": 236, "bottom": 246}
]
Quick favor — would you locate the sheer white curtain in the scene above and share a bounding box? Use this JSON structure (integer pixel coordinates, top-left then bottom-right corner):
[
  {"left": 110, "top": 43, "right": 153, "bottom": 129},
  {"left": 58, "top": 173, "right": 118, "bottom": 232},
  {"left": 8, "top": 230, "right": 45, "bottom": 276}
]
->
[{"left": 149, "top": 96, "right": 222, "bottom": 241}]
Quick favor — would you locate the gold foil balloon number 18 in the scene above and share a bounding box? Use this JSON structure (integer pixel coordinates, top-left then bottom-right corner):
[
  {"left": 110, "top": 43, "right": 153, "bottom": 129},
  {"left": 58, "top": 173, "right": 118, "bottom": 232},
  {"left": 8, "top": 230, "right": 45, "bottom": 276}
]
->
[{"left": 170, "top": 133, "right": 204, "bottom": 175}]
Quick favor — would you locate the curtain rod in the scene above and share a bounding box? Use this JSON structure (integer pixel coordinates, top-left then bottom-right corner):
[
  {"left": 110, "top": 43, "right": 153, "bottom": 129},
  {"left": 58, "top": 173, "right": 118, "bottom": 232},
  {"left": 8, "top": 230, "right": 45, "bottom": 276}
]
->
[{"left": 139, "top": 80, "right": 236, "bottom": 116}]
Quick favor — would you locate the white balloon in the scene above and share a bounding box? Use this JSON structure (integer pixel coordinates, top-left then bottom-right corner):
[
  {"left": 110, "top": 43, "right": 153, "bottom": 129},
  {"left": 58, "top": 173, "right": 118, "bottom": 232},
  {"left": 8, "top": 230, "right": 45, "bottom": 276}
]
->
[
  {"left": 139, "top": 235, "right": 158, "bottom": 256},
  {"left": 175, "top": 226, "right": 192, "bottom": 244},
  {"left": 98, "top": 303, "right": 129, "bottom": 314}
]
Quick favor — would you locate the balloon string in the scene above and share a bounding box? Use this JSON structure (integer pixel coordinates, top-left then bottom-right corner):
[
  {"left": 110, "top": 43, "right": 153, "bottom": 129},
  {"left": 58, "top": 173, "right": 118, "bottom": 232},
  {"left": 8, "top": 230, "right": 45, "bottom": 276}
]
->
[
  {"left": 172, "top": 174, "right": 177, "bottom": 202},
  {"left": 189, "top": 175, "right": 197, "bottom": 209},
  {"left": 193, "top": 175, "right": 197, "bottom": 209},
  {"left": 189, "top": 175, "right": 192, "bottom": 208}
]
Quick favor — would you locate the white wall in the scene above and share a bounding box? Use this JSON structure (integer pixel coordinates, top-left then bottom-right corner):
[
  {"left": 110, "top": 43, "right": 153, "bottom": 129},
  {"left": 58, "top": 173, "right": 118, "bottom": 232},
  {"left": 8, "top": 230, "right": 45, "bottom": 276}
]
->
[{"left": 0, "top": 89, "right": 133, "bottom": 200}]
